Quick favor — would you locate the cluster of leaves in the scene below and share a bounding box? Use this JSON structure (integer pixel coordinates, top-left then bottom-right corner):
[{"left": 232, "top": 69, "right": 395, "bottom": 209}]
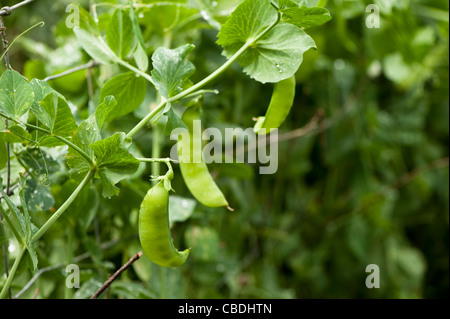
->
[{"left": 0, "top": 0, "right": 448, "bottom": 299}]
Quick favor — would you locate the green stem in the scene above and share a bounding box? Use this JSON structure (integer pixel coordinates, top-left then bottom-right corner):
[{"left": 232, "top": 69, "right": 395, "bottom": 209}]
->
[
  {"left": 0, "top": 205, "right": 23, "bottom": 245},
  {"left": 54, "top": 136, "right": 95, "bottom": 168},
  {"left": 136, "top": 157, "right": 176, "bottom": 163},
  {"left": 125, "top": 14, "right": 280, "bottom": 139},
  {"left": 31, "top": 169, "right": 95, "bottom": 243},
  {"left": 0, "top": 245, "right": 26, "bottom": 299},
  {"left": 126, "top": 100, "right": 167, "bottom": 139},
  {"left": 151, "top": 126, "right": 162, "bottom": 179},
  {"left": 0, "top": 113, "right": 94, "bottom": 168},
  {"left": 116, "top": 58, "right": 155, "bottom": 85}
]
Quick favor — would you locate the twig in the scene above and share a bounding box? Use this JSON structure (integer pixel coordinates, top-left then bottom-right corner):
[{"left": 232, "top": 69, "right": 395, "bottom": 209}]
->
[
  {"left": 43, "top": 60, "right": 99, "bottom": 82},
  {"left": 0, "top": 13, "right": 12, "bottom": 298},
  {"left": 0, "top": 0, "right": 36, "bottom": 16},
  {"left": 391, "top": 157, "right": 449, "bottom": 189},
  {"left": 14, "top": 238, "right": 121, "bottom": 298},
  {"left": 90, "top": 251, "right": 143, "bottom": 299}
]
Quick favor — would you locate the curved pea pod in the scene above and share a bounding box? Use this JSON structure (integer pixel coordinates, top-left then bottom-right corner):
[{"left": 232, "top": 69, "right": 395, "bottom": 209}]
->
[
  {"left": 254, "top": 75, "right": 296, "bottom": 135},
  {"left": 177, "top": 108, "right": 230, "bottom": 208},
  {"left": 139, "top": 181, "right": 190, "bottom": 267}
]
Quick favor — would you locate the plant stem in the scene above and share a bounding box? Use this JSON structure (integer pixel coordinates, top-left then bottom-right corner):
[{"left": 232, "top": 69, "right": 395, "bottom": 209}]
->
[
  {"left": 43, "top": 60, "right": 99, "bottom": 82},
  {"left": 125, "top": 14, "right": 280, "bottom": 139},
  {"left": 151, "top": 126, "right": 162, "bottom": 179},
  {"left": 126, "top": 100, "right": 166, "bottom": 139},
  {"left": 116, "top": 58, "right": 154, "bottom": 85},
  {"left": 0, "top": 204, "right": 23, "bottom": 245},
  {"left": 0, "top": 113, "right": 95, "bottom": 168},
  {"left": 54, "top": 136, "right": 95, "bottom": 168},
  {"left": 31, "top": 169, "right": 95, "bottom": 243},
  {"left": 90, "top": 251, "right": 143, "bottom": 299},
  {"left": 0, "top": 245, "right": 26, "bottom": 299}
]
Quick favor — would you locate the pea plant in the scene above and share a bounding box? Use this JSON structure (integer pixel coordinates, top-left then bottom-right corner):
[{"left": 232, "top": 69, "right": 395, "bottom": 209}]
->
[{"left": 0, "top": 0, "right": 330, "bottom": 299}]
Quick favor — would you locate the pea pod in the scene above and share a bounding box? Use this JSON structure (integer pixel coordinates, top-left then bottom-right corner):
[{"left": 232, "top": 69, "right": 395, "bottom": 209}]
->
[
  {"left": 178, "top": 108, "right": 229, "bottom": 208},
  {"left": 139, "top": 172, "right": 190, "bottom": 267},
  {"left": 254, "top": 75, "right": 296, "bottom": 135}
]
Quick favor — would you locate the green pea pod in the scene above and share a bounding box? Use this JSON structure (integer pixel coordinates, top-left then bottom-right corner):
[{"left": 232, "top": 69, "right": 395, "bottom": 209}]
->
[
  {"left": 139, "top": 180, "right": 190, "bottom": 267},
  {"left": 254, "top": 75, "right": 296, "bottom": 135},
  {"left": 178, "top": 108, "right": 230, "bottom": 208}
]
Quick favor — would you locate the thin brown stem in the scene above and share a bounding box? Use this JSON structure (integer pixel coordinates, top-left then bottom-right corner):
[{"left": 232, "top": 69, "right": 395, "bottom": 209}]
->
[
  {"left": 90, "top": 251, "right": 143, "bottom": 299},
  {"left": 392, "top": 157, "right": 450, "bottom": 189},
  {"left": 0, "top": 16, "right": 11, "bottom": 68}
]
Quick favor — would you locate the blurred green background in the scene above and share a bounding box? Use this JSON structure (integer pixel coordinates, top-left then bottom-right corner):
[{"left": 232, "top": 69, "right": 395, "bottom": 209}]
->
[{"left": 0, "top": 0, "right": 448, "bottom": 299}]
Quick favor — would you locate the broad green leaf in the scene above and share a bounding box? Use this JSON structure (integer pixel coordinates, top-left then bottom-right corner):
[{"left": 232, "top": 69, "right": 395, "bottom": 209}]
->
[
  {"left": 32, "top": 93, "right": 78, "bottom": 137},
  {"left": 73, "top": 28, "right": 115, "bottom": 65},
  {"left": 189, "top": 0, "right": 222, "bottom": 30},
  {"left": 17, "top": 148, "right": 61, "bottom": 179},
  {"left": 77, "top": 5, "right": 100, "bottom": 35},
  {"left": 89, "top": 133, "right": 140, "bottom": 198},
  {"left": 273, "top": 0, "right": 300, "bottom": 10},
  {"left": 137, "top": 3, "right": 200, "bottom": 49},
  {"left": 128, "top": 0, "right": 149, "bottom": 71},
  {"left": 0, "top": 124, "right": 32, "bottom": 144},
  {"left": 99, "top": 73, "right": 147, "bottom": 120},
  {"left": 240, "top": 23, "right": 315, "bottom": 83},
  {"left": 185, "top": 226, "right": 220, "bottom": 262},
  {"left": 66, "top": 115, "right": 100, "bottom": 178},
  {"left": 0, "top": 70, "right": 35, "bottom": 119},
  {"left": 133, "top": 43, "right": 149, "bottom": 72},
  {"left": 0, "top": 177, "right": 26, "bottom": 240},
  {"left": 169, "top": 195, "right": 197, "bottom": 223},
  {"left": 23, "top": 178, "right": 55, "bottom": 213},
  {"left": 217, "top": 0, "right": 316, "bottom": 83},
  {"left": 280, "top": 6, "right": 332, "bottom": 29},
  {"left": 151, "top": 44, "right": 196, "bottom": 99},
  {"left": 217, "top": 0, "right": 278, "bottom": 55},
  {"left": 66, "top": 96, "right": 117, "bottom": 178},
  {"left": 18, "top": 175, "right": 38, "bottom": 272},
  {"left": 29, "top": 78, "right": 58, "bottom": 107},
  {"left": 106, "top": 9, "right": 138, "bottom": 59},
  {"left": 128, "top": 0, "right": 146, "bottom": 48},
  {"left": 95, "top": 95, "right": 118, "bottom": 129},
  {"left": 163, "top": 107, "right": 189, "bottom": 135},
  {"left": 73, "top": 278, "right": 103, "bottom": 299}
]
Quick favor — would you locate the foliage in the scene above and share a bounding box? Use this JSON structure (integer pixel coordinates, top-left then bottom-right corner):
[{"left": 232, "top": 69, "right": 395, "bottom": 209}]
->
[{"left": 0, "top": 0, "right": 448, "bottom": 299}]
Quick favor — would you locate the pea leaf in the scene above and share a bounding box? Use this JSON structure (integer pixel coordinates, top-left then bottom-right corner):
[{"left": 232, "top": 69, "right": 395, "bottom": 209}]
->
[
  {"left": 151, "top": 44, "right": 196, "bottom": 99},
  {"left": 31, "top": 92, "right": 78, "bottom": 137},
  {"left": 66, "top": 116, "right": 101, "bottom": 178},
  {"left": 169, "top": 195, "right": 197, "bottom": 224},
  {"left": 217, "top": 0, "right": 316, "bottom": 83},
  {"left": 0, "top": 70, "right": 35, "bottom": 120},
  {"left": 184, "top": 226, "right": 220, "bottom": 262},
  {"left": 18, "top": 175, "right": 39, "bottom": 272},
  {"left": 17, "top": 148, "right": 61, "bottom": 180},
  {"left": 99, "top": 72, "right": 147, "bottom": 120},
  {"left": 73, "top": 28, "right": 115, "bottom": 65},
  {"left": 23, "top": 178, "right": 55, "bottom": 213},
  {"left": 29, "top": 78, "right": 58, "bottom": 108},
  {"left": 217, "top": 0, "right": 278, "bottom": 56},
  {"left": 129, "top": 0, "right": 149, "bottom": 72},
  {"left": 106, "top": 9, "right": 138, "bottom": 60},
  {"left": 0, "top": 124, "right": 32, "bottom": 144},
  {"left": 95, "top": 95, "right": 118, "bottom": 129},
  {"left": 89, "top": 133, "right": 140, "bottom": 198},
  {"left": 66, "top": 96, "right": 119, "bottom": 178},
  {"left": 280, "top": 6, "right": 332, "bottom": 29}
]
